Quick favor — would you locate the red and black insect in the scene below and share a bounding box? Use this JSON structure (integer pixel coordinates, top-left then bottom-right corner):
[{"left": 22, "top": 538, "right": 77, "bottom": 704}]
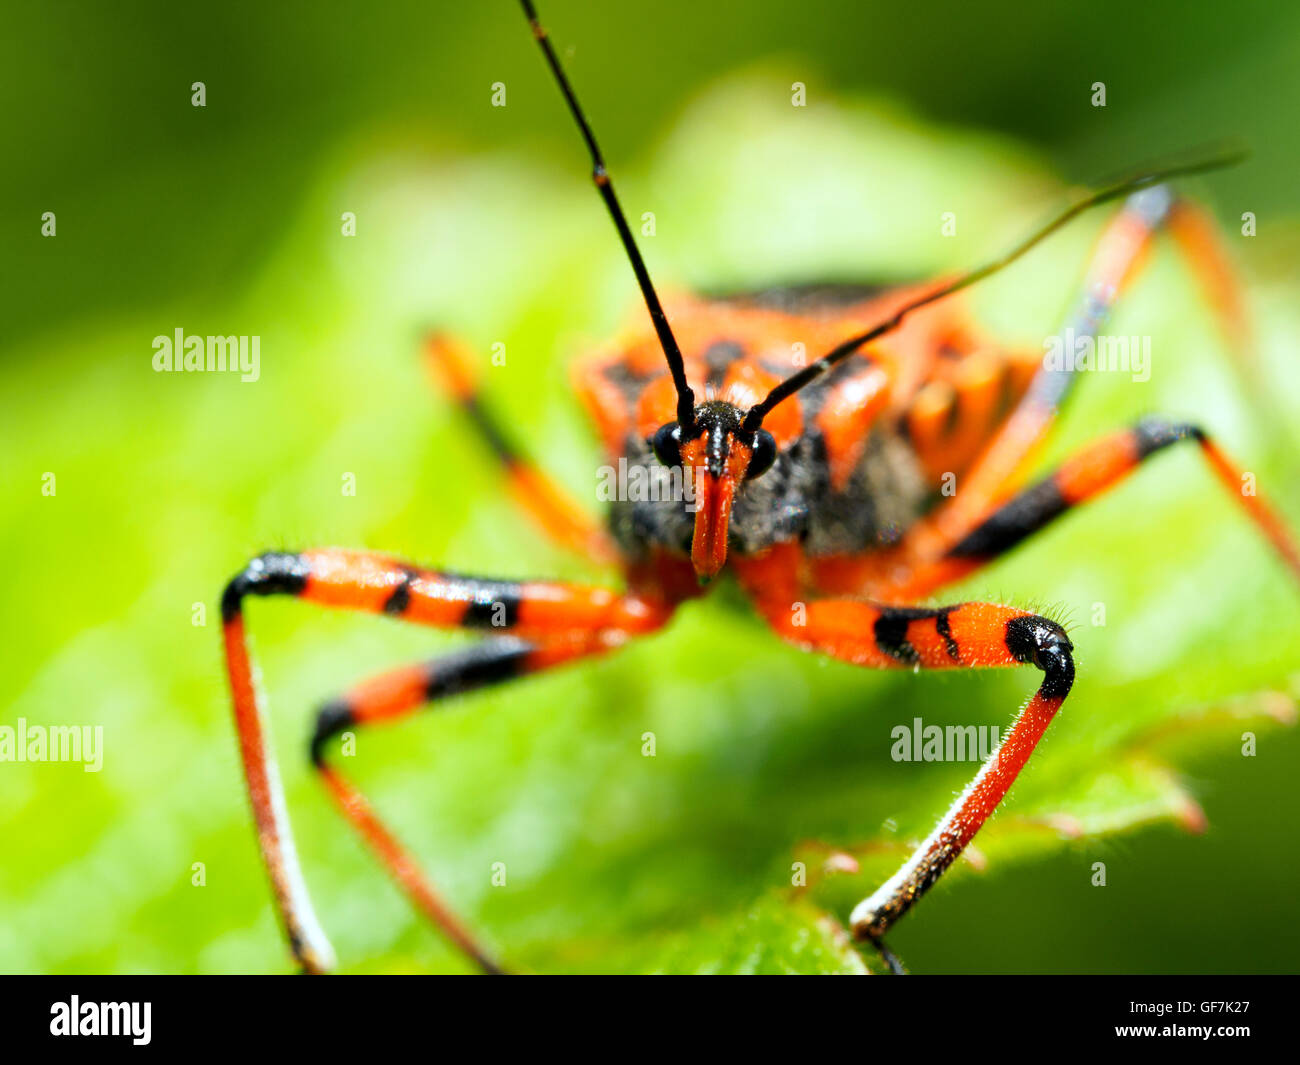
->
[{"left": 221, "top": 0, "right": 1300, "bottom": 974}]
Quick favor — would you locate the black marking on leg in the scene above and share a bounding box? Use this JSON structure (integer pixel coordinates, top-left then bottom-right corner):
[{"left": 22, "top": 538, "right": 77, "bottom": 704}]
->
[
  {"left": 222, "top": 551, "right": 310, "bottom": 623},
  {"left": 310, "top": 699, "right": 356, "bottom": 766},
  {"left": 874, "top": 606, "right": 938, "bottom": 666},
  {"left": 1004, "top": 614, "right": 1075, "bottom": 700},
  {"left": 423, "top": 640, "right": 533, "bottom": 701},
  {"left": 462, "top": 397, "right": 518, "bottom": 464},
  {"left": 459, "top": 579, "right": 523, "bottom": 629},
  {"left": 383, "top": 567, "right": 418, "bottom": 616},
  {"left": 310, "top": 642, "right": 534, "bottom": 766},
  {"left": 1134, "top": 417, "right": 1202, "bottom": 459},
  {"left": 1038, "top": 643, "right": 1076, "bottom": 700},
  {"left": 935, "top": 607, "right": 960, "bottom": 662},
  {"left": 945, "top": 479, "right": 1067, "bottom": 560}
]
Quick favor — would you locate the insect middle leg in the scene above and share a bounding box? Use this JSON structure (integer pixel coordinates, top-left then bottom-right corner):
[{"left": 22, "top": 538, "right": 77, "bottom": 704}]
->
[
  {"left": 222, "top": 547, "right": 672, "bottom": 972},
  {"left": 310, "top": 637, "right": 610, "bottom": 974}
]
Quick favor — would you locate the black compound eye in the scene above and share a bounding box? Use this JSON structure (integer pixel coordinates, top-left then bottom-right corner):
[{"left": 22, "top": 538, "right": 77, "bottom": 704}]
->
[
  {"left": 651, "top": 421, "right": 683, "bottom": 467},
  {"left": 747, "top": 429, "right": 777, "bottom": 479}
]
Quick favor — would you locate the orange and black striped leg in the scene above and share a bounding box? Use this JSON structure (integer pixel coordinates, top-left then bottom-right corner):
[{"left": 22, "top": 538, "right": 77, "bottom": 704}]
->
[
  {"left": 309, "top": 637, "right": 607, "bottom": 975},
  {"left": 221, "top": 548, "right": 671, "bottom": 973},
  {"left": 424, "top": 333, "right": 617, "bottom": 561},
  {"left": 922, "top": 189, "right": 1261, "bottom": 556},
  {"left": 882, "top": 417, "right": 1300, "bottom": 600},
  {"left": 919, "top": 186, "right": 1176, "bottom": 551},
  {"left": 757, "top": 594, "right": 1074, "bottom": 964}
]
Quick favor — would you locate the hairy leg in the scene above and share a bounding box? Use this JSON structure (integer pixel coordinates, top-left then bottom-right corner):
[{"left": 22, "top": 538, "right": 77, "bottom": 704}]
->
[{"left": 222, "top": 547, "right": 671, "bottom": 971}]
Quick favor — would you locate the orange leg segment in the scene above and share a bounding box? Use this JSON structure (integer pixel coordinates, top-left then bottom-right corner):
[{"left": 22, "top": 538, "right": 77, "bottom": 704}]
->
[
  {"left": 918, "top": 186, "right": 1172, "bottom": 553},
  {"left": 916, "top": 185, "right": 1262, "bottom": 559},
  {"left": 739, "top": 574, "right": 1075, "bottom": 952},
  {"left": 879, "top": 417, "right": 1300, "bottom": 601},
  {"left": 221, "top": 548, "right": 672, "bottom": 972}
]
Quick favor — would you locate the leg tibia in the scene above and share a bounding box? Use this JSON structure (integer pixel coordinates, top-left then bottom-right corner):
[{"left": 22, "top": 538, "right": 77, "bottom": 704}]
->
[{"left": 849, "top": 614, "right": 1074, "bottom": 941}]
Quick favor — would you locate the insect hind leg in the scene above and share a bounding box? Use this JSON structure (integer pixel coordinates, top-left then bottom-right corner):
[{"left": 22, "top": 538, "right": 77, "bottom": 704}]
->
[
  {"left": 875, "top": 416, "right": 1300, "bottom": 601},
  {"left": 914, "top": 183, "right": 1255, "bottom": 557}
]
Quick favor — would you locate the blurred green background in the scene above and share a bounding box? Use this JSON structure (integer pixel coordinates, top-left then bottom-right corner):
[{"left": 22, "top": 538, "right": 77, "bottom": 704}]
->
[{"left": 3, "top": 0, "right": 1299, "bottom": 973}]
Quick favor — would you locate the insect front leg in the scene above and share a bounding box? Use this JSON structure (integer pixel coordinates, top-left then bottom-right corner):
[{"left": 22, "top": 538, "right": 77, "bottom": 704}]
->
[
  {"left": 221, "top": 548, "right": 672, "bottom": 972},
  {"left": 745, "top": 581, "right": 1075, "bottom": 966}
]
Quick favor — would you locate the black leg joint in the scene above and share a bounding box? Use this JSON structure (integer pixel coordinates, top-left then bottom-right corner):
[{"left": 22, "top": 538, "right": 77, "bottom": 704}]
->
[
  {"left": 310, "top": 700, "right": 355, "bottom": 767},
  {"left": 1133, "top": 417, "right": 1204, "bottom": 459},
  {"left": 221, "top": 551, "right": 310, "bottom": 623},
  {"left": 1005, "top": 614, "right": 1075, "bottom": 700}
]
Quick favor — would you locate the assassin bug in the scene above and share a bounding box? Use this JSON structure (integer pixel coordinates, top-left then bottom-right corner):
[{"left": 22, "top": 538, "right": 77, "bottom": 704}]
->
[{"left": 222, "top": 0, "right": 1300, "bottom": 974}]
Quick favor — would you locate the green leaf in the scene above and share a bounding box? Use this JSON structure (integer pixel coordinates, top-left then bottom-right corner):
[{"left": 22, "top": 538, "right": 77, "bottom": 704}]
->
[{"left": 3, "top": 73, "right": 1299, "bottom": 975}]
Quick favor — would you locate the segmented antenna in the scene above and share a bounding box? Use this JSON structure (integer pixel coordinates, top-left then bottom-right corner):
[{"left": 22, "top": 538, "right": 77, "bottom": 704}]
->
[
  {"left": 520, "top": 0, "right": 696, "bottom": 430},
  {"left": 741, "top": 145, "right": 1248, "bottom": 434}
]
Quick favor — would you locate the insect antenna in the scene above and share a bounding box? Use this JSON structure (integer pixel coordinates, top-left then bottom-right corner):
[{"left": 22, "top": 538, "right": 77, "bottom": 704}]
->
[
  {"left": 741, "top": 144, "right": 1248, "bottom": 434},
  {"left": 520, "top": 0, "right": 696, "bottom": 431}
]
